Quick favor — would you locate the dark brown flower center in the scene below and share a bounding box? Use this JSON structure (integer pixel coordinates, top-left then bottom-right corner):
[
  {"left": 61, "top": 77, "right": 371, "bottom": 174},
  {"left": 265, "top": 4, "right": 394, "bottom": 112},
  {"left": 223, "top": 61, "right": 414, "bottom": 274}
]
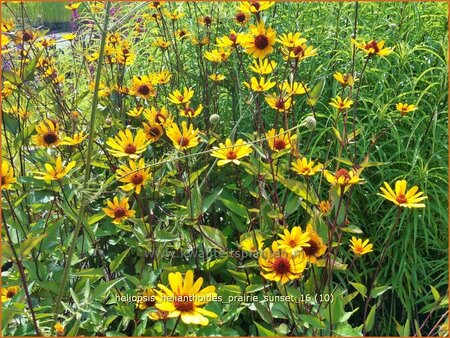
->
[
  {"left": 229, "top": 33, "right": 237, "bottom": 43},
  {"left": 114, "top": 207, "right": 126, "bottom": 218},
  {"left": 178, "top": 30, "right": 187, "bottom": 38},
  {"left": 124, "top": 143, "right": 137, "bottom": 154},
  {"left": 203, "top": 16, "right": 212, "bottom": 26},
  {"left": 302, "top": 240, "right": 319, "bottom": 256},
  {"left": 293, "top": 45, "right": 304, "bottom": 57},
  {"left": 178, "top": 137, "right": 190, "bottom": 147},
  {"left": 6, "top": 289, "right": 16, "bottom": 298},
  {"left": 149, "top": 127, "right": 162, "bottom": 137},
  {"left": 274, "top": 139, "right": 286, "bottom": 150},
  {"left": 43, "top": 132, "right": 58, "bottom": 145},
  {"left": 174, "top": 296, "right": 194, "bottom": 312},
  {"left": 335, "top": 169, "right": 350, "bottom": 181},
  {"left": 273, "top": 257, "right": 291, "bottom": 274},
  {"left": 250, "top": 1, "right": 261, "bottom": 10},
  {"left": 138, "top": 84, "right": 151, "bottom": 96},
  {"left": 275, "top": 99, "right": 285, "bottom": 110},
  {"left": 22, "top": 31, "right": 34, "bottom": 42},
  {"left": 153, "top": 1, "right": 161, "bottom": 8},
  {"left": 131, "top": 173, "right": 144, "bottom": 185},
  {"left": 235, "top": 12, "right": 246, "bottom": 22},
  {"left": 396, "top": 194, "right": 408, "bottom": 204},
  {"left": 226, "top": 151, "right": 237, "bottom": 160},
  {"left": 254, "top": 35, "right": 269, "bottom": 49},
  {"left": 365, "top": 40, "right": 379, "bottom": 54},
  {"left": 156, "top": 113, "right": 166, "bottom": 124}
]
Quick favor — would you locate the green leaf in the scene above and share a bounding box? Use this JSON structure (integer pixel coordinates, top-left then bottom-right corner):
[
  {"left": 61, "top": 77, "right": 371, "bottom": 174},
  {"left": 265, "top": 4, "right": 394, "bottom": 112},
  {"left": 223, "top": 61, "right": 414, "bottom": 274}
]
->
[
  {"left": 300, "top": 314, "right": 326, "bottom": 329},
  {"left": 350, "top": 282, "right": 367, "bottom": 298},
  {"left": 110, "top": 248, "right": 131, "bottom": 273},
  {"left": 220, "top": 198, "right": 249, "bottom": 220},
  {"left": 255, "top": 322, "right": 277, "bottom": 336},
  {"left": 92, "top": 278, "right": 125, "bottom": 300},
  {"left": 306, "top": 78, "right": 325, "bottom": 106},
  {"left": 202, "top": 188, "right": 223, "bottom": 213},
  {"left": 204, "top": 257, "right": 228, "bottom": 271},
  {"left": 195, "top": 225, "right": 227, "bottom": 250},
  {"left": 277, "top": 175, "right": 319, "bottom": 204},
  {"left": 20, "top": 234, "right": 47, "bottom": 258},
  {"left": 364, "top": 304, "right": 377, "bottom": 332},
  {"left": 23, "top": 49, "right": 44, "bottom": 82},
  {"left": 370, "top": 285, "right": 391, "bottom": 298},
  {"left": 430, "top": 285, "right": 440, "bottom": 302}
]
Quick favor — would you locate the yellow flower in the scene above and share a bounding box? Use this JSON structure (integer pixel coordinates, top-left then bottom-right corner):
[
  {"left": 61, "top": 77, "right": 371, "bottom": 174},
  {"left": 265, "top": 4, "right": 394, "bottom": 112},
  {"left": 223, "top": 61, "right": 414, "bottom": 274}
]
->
[
  {"left": 36, "top": 37, "right": 56, "bottom": 48},
  {"left": 32, "top": 119, "right": 61, "bottom": 147},
  {"left": 324, "top": 168, "right": 362, "bottom": 187},
  {"left": 234, "top": 11, "right": 250, "bottom": 26},
  {"left": 1, "top": 160, "right": 16, "bottom": 190},
  {"left": 242, "top": 21, "right": 276, "bottom": 59},
  {"left": 148, "top": 310, "right": 169, "bottom": 321},
  {"left": 143, "top": 122, "right": 164, "bottom": 143},
  {"left": 103, "top": 196, "right": 136, "bottom": 224},
  {"left": 148, "top": 1, "right": 164, "bottom": 9},
  {"left": 277, "top": 32, "right": 306, "bottom": 48},
  {"left": 106, "top": 129, "right": 151, "bottom": 158},
  {"left": 318, "top": 200, "right": 332, "bottom": 215},
  {"left": 249, "top": 58, "right": 277, "bottom": 75},
  {"left": 329, "top": 96, "right": 353, "bottom": 110},
  {"left": 277, "top": 226, "right": 310, "bottom": 254},
  {"left": 59, "top": 132, "right": 88, "bottom": 146},
  {"left": 349, "top": 237, "right": 373, "bottom": 256},
  {"left": 209, "top": 74, "right": 226, "bottom": 82},
  {"left": 155, "top": 270, "right": 218, "bottom": 326},
  {"left": 239, "top": 1, "right": 275, "bottom": 13},
  {"left": 86, "top": 51, "right": 99, "bottom": 62},
  {"left": 353, "top": 39, "right": 392, "bottom": 57},
  {"left": 144, "top": 106, "right": 172, "bottom": 126},
  {"left": 204, "top": 48, "right": 232, "bottom": 63},
  {"left": 333, "top": 72, "right": 354, "bottom": 87},
  {"left": 90, "top": 1, "right": 105, "bottom": 13},
  {"left": 1, "top": 19, "right": 15, "bottom": 33},
  {"left": 130, "top": 75, "right": 156, "bottom": 99},
  {"left": 180, "top": 104, "right": 203, "bottom": 118},
  {"left": 116, "top": 158, "right": 151, "bottom": 194},
  {"left": 1, "top": 286, "right": 19, "bottom": 302},
  {"left": 291, "top": 158, "right": 323, "bottom": 176},
  {"left": 154, "top": 70, "right": 172, "bottom": 84},
  {"left": 216, "top": 30, "right": 241, "bottom": 48},
  {"left": 163, "top": 9, "right": 185, "bottom": 20},
  {"left": 265, "top": 93, "right": 292, "bottom": 112},
  {"left": 65, "top": 2, "right": 81, "bottom": 10},
  {"left": 244, "top": 77, "right": 276, "bottom": 92},
  {"left": 2, "top": 81, "right": 16, "bottom": 97},
  {"left": 240, "top": 231, "right": 264, "bottom": 252},
  {"left": 62, "top": 33, "right": 76, "bottom": 41},
  {"left": 198, "top": 15, "right": 213, "bottom": 27},
  {"left": 259, "top": 241, "right": 307, "bottom": 285},
  {"left": 265, "top": 128, "right": 296, "bottom": 152},
  {"left": 396, "top": 102, "right": 417, "bottom": 116},
  {"left": 34, "top": 156, "right": 76, "bottom": 181},
  {"left": 115, "top": 41, "right": 135, "bottom": 65},
  {"left": 210, "top": 139, "right": 253, "bottom": 166},
  {"left": 165, "top": 122, "right": 200, "bottom": 151},
  {"left": 153, "top": 37, "right": 171, "bottom": 49},
  {"left": 378, "top": 180, "right": 427, "bottom": 208},
  {"left": 283, "top": 42, "right": 317, "bottom": 61},
  {"left": 302, "top": 224, "right": 327, "bottom": 264},
  {"left": 127, "top": 106, "right": 145, "bottom": 118},
  {"left": 137, "top": 288, "right": 156, "bottom": 310},
  {"left": 175, "top": 29, "right": 189, "bottom": 40},
  {"left": 168, "top": 87, "right": 194, "bottom": 105},
  {"left": 54, "top": 323, "right": 65, "bottom": 336}
]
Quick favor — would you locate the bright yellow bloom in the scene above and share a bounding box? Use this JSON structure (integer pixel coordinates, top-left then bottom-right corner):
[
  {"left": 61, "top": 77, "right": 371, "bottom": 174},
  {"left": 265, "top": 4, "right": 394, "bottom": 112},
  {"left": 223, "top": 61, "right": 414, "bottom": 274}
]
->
[
  {"left": 324, "top": 168, "right": 362, "bottom": 187},
  {"left": 34, "top": 156, "right": 76, "bottom": 181},
  {"left": 349, "top": 237, "right": 373, "bottom": 256},
  {"left": 396, "top": 102, "right": 417, "bottom": 116},
  {"left": 234, "top": 11, "right": 250, "bottom": 26},
  {"left": 265, "top": 128, "right": 296, "bottom": 152},
  {"left": 130, "top": 75, "right": 156, "bottom": 99},
  {"left": 165, "top": 122, "right": 200, "bottom": 151},
  {"left": 143, "top": 122, "right": 164, "bottom": 143},
  {"left": 148, "top": 1, "right": 165, "bottom": 9},
  {"left": 62, "top": 33, "right": 76, "bottom": 41},
  {"left": 127, "top": 106, "right": 145, "bottom": 118},
  {"left": 259, "top": 241, "right": 307, "bottom": 285},
  {"left": 240, "top": 231, "right": 264, "bottom": 252},
  {"left": 1, "top": 160, "right": 16, "bottom": 190},
  {"left": 1, "top": 81, "right": 16, "bottom": 97},
  {"left": 216, "top": 30, "right": 242, "bottom": 48},
  {"left": 353, "top": 39, "right": 392, "bottom": 57},
  {"left": 378, "top": 180, "right": 427, "bottom": 208},
  {"left": 319, "top": 200, "right": 332, "bottom": 215},
  {"left": 148, "top": 310, "right": 169, "bottom": 321},
  {"left": 249, "top": 58, "right": 277, "bottom": 75},
  {"left": 265, "top": 93, "right": 292, "bottom": 112},
  {"left": 333, "top": 72, "right": 354, "bottom": 87},
  {"left": 204, "top": 48, "right": 232, "bottom": 63},
  {"left": 279, "top": 81, "right": 309, "bottom": 95},
  {"left": 163, "top": 9, "right": 185, "bottom": 20},
  {"left": 144, "top": 106, "right": 172, "bottom": 126},
  {"left": 180, "top": 104, "right": 203, "bottom": 118},
  {"left": 106, "top": 129, "right": 151, "bottom": 158},
  {"left": 103, "top": 197, "right": 136, "bottom": 224},
  {"left": 59, "top": 132, "right": 88, "bottom": 146},
  {"left": 1, "top": 19, "right": 15, "bottom": 33},
  {"left": 239, "top": 1, "right": 275, "bottom": 13},
  {"left": 36, "top": 37, "right": 56, "bottom": 48},
  {"left": 244, "top": 77, "right": 276, "bottom": 92},
  {"left": 153, "top": 37, "right": 170, "bottom": 49},
  {"left": 86, "top": 51, "right": 99, "bottom": 62},
  {"left": 198, "top": 15, "right": 213, "bottom": 27},
  {"left": 175, "top": 29, "right": 189, "bottom": 40},
  {"left": 241, "top": 21, "right": 276, "bottom": 59},
  {"left": 211, "top": 139, "right": 253, "bottom": 166},
  {"left": 283, "top": 42, "right": 317, "bottom": 61},
  {"left": 115, "top": 41, "right": 135, "bottom": 65},
  {"left": 1, "top": 286, "right": 19, "bottom": 302},
  {"left": 303, "top": 224, "right": 327, "bottom": 264},
  {"left": 90, "top": 1, "right": 105, "bottom": 13},
  {"left": 65, "top": 2, "right": 81, "bottom": 10},
  {"left": 54, "top": 323, "right": 65, "bottom": 336},
  {"left": 209, "top": 74, "right": 226, "bottom": 82},
  {"left": 32, "top": 119, "right": 61, "bottom": 147},
  {"left": 291, "top": 158, "right": 323, "bottom": 176},
  {"left": 153, "top": 70, "right": 172, "bottom": 84},
  {"left": 168, "top": 87, "right": 194, "bottom": 105},
  {"left": 116, "top": 158, "right": 151, "bottom": 194},
  {"left": 136, "top": 288, "right": 157, "bottom": 310},
  {"left": 155, "top": 270, "right": 218, "bottom": 326},
  {"left": 329, "top": 96, "right": 353, "bottom": 110},
  {"left": 277, "top": 32, "right": 306, "bottom": 48},
  {"left": 277, "top": 226, "right": 310, "bottom": 254}
]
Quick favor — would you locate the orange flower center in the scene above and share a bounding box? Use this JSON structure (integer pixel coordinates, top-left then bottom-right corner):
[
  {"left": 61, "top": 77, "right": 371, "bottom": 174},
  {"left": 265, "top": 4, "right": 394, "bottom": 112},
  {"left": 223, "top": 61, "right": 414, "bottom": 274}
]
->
[
  {"left": 288, "top": 240, "right": 297, "bottom": 248},
  {"left": 226, "top": 150, "right": 237, "bottom": 160},
  {"left": 174, "top": 296, "right": 194, "bottom": 312},
  {"left": 274, "top": 139, "right": 287, "bottom": 150},
  {"left": 43, "top": 132, "right": 58, "bottom": 145},
  {"left": 273, "top": 257, "right": 291, "bottom": 274},
  {"left": 254, "top": 35, "right": 269, "bottom": 50},
  {"left": 335, "top": 168, "right": 350, "bottom": 181},
  {"left": 131, "top": 173, "right": 144, "bottom": 185},
  {"left": 365, "top": 40, "right": 379, "bottom": 54},
  {"left": 396, "top": 194, "right": 408, "bottom": 204},
  {"left": 114, "top": 207, "right": 126, "bottom": 218},
  {"left": 124, "top": 143, "right": 137, "bottom": 154}
]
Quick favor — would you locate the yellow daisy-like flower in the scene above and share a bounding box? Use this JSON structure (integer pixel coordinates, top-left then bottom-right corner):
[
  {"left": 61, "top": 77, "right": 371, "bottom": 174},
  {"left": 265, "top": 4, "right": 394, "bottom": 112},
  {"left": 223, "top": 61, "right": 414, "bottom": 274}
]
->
[
  {"left": 32, "top": 119, "right": 61, "bottom": 147},
  {"left": 90, "top": 1, "right": 105, "bottom": 13},
  {"left": 130, "top": 75, "right": 156, "bottom": 99},
  {"left": 148, "top": 1, "right": 164, "bottom": 9},
  {"left": 242, "top": 21, "right": 276, "bottom": 59},
  {"left": 144, "top": 106, "right": 172, "bottom": 126},
  {"left": 116, "top": 158, "right": 151, "bottom": 194},
  {"left": 165, "top": 122, "right": 200, "bottom": 151},
  {"left": 240, "top": 231, "right": 264, "bottom": 252},
  {"left": 249, "top": 58, "right": 277, "bottom": 75},
  {"left": 62, "top": 33, "right": 76, "bottom": 41},
  {"left": 163, "top": 9, "right": 185, "bottom": 20},
  {"left": 148, "top": 310, "right": 169, "bottom": 321},
  {"left": 180, "top": 104, "right": 203, "bottom": 118},
  {"left": 324, "top": 168, "right": 362, "bottom": 187},
  {"left": 265, "top": 128, "right": 296, "bottom": 152},
  {"left": 210, "top": 139, "right": 253, "bottom": 166},
  {"left": 302, "top": 224, "right": 327, "bottom": 264},
  {"left": 155, "top": 270, "right": 218, "bottom": 326},
  {"left": 153, "top": 37, "right": 170, "bottom": 49},
  {"left": 1, "top": 19, "right": 15, "bottom": 33},
  {"left": 265, "top": 93, "right": 292, "bottom": 112},
  {"left": 333, "top": 72, "right": 354, "bottom": 87},
  {"left": 1, "top": 160, "right": 17, "bottom": 190},
  {"left": 204, "top": 48, "right": 232, "bottom": 63},
  {"left": 239, "top": 1, "right": 275, "bottom": 13},
  {"left": 283, "top": 42, "right": 317, "bottom": 61},
  {"left": 216, "top": 30, "right": 241, "bottom": 48},
  {"left": 378, "top": 180, "right": 427, "bottom": 208},
  {"left": 259, "top": 241, "right": 307, "bottom": 285},
  {"left": 168, "top": 87, "right": 194, "bottom": 105},
  {"left": 36, "top": 37, "right": 56, "bottom": 48},
  {"left": 2, "top": 81, "right": 16, "bottom": 97},
  {"left": 319, "top": 200, "right": 332, "bottom": 215},
  {"left": 65, "top": 2, "right": 81, "bottom": 10},
  {"left": 115, "top": 41, "right": 135, "bottom": 65},
  {"left": 396, "top": 102, "right": 417, "bottom": 116},
  {"left": 349, "top": 237, "right": 373, "bottom": 256},
  {"left": 234, "top": 11, "right": 250, "bottom": 26},
  {"left": 175, "top": 29, "right": 189, "bottom": 40},
  {"left": 278, "top": 81, "right": 309, "bottom": 95},
  {"left": 353, "top": 39, "right": 392, "bottom": 57},
  {"left": 209, "top": 74, "right": 226, "bottom": 82},
  {"left": 1, "top": 286, "right": 19, "bottom": 302},
  {"left": 54, "top": 322, "right": 65, "bottom": 336},
  {"left": 329, "top": 96, "right": 353, "bottom": 110},
  {"left": 103, "top": 196, "right": 136, "bottom": 224},
  {"left": 291, "top": 158, "right": 323, "bottom": 176},
  {"left": 277, "top": 226, "right": 310, "bottom": 254},
  {"left": 86, "top": 51, "right": 99, "bottom": 62},
  {"left": 154, "top": 70, "right": 172, "bottom": 84},
  {"left": 137, "top": 288, "right": 157, "bottom": 310},
  {"left": 34, "top": 156, "right": 76, "bottom": 182},
  {"left": 106, "top": 129, "right": 150, "bottom": 158},
  {"left": 198, "top": 15, "right": 213, "bottom": 27},
  {"left": 127, "top": 106, "right": 145, "bottom": 118},
  {"left": 244, "top": 77, "right": 276, "bottom": 92},
  {"left": 59, "top": 132, "right": 88, "bottom": 146},
  {"left": 277, "top": 32, "right": 306, "bottom": 48},
  {"left": 143, "top": 122, "right": 164, "bottom": 143}
]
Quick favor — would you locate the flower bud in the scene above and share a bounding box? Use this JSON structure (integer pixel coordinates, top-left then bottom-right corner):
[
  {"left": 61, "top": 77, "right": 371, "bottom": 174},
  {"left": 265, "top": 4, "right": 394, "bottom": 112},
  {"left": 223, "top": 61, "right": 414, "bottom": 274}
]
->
[
  {"left": 303, "top": 116, "right": 316, "bottom": 130},
  {"left": 209, "top": 113, "right": 220, "bottom": 124}
]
